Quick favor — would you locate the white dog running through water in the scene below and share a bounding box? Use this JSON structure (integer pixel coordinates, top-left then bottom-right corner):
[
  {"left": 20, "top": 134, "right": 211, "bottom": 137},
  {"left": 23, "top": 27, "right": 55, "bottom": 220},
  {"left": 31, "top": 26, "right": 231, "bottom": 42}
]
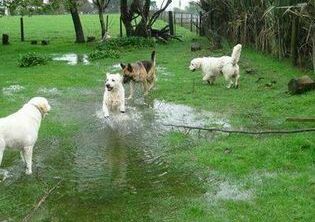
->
[
  {"left": 189, "top": 44, "right": 242, "bottom": 88},
  {"left": 0, "top": 97, "right": 51, "bottom": 175},
  {"left": 102, "top": 73, "right": 126, "bottom": 118}
]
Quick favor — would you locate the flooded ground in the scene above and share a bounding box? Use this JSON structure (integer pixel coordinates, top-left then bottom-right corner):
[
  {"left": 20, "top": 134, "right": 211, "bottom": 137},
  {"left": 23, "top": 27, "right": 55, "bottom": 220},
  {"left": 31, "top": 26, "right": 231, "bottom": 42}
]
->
[
  {"left": 52, "top": 53, "right": 90, "bottom": 65},
  {"left": 0, "top": 85, "right": 232, "bottom": 220}
]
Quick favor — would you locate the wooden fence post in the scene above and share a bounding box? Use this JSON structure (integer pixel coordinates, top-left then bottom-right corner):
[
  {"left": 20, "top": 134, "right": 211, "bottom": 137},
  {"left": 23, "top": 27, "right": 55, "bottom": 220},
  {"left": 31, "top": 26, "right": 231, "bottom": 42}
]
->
[
  {"left": 168, "top": 11, "right": 174, "bottom": 36},
  {"left": 199, "top": 11, "right": 204, "bottom": 36},
  {"left": 290, "top": 16, "right": 299, "bottom": 66},
  {"left": 196, "top": 17, "right": 199, "bottom": 35},
  {"left": 312, "top": 24, "right": 315, "bottom": 73},
  {"left": 2, "top": 34, "right": 9, "bottom": 45},
  {"left": 119, "top": 16, "right": 123, "bottom": 37},
  {"left": 20, "top": 17, "right": 24, "bottom": 42},
  {"left": 173, "top": 11, "right": 176, "bottom": 34},
  {"left": 190, "top": 14, "right": 193, "bottom": 32},
  {"left": 180, "top": 13, "right": 183, "bottom": 27}
]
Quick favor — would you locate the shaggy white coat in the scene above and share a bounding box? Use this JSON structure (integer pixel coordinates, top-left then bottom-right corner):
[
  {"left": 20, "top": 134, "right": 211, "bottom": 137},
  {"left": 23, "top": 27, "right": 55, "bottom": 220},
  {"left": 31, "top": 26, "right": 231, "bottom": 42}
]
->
[
  {"left": 0, "top": 97, "right": 51, "bottom": 175},
  {"left": 102, "top": 73, "right": 126, "bottom": 118},
  {"left": 189, "top": 44, "right": 242, "bottom": 88}
]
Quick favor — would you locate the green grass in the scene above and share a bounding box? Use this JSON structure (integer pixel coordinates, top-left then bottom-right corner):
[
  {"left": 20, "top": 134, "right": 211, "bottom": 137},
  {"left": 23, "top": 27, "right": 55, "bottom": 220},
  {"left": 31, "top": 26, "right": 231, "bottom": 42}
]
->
[{"left": 0, "top": 14, "right": 314, "bottom": 222}]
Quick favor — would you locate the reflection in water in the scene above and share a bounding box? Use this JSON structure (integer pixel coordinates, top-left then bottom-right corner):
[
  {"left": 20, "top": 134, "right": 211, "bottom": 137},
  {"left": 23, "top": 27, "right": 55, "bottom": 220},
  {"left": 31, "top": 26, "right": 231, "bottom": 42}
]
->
[
  {"left": 3, "top": 93, "right": 230, "bottom": 220},
  {"left": 52, "top": 53, "right": 90, "bottom": 65}
]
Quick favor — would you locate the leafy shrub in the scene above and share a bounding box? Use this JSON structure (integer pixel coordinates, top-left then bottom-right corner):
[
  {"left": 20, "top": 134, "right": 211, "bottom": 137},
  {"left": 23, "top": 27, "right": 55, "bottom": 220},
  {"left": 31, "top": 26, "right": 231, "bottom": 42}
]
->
[
  {"left": 96, "top": 37, "right": 155, "bottom": 51},
  {"left": 88, "top": 49, "right": 120, "bottom": 61},
  {"left": 18, "top": 52, "right": 50, "bottom": 67}
]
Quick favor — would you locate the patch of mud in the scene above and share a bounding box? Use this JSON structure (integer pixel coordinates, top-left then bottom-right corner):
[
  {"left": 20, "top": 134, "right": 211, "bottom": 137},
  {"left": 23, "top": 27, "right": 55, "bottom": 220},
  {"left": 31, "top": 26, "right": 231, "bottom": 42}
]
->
[
  {"left": 2, "top": 85, "right": 25, "bottom": 96},
  {"left": 52, "top": 54, "right": 90, "bottom": 65}
]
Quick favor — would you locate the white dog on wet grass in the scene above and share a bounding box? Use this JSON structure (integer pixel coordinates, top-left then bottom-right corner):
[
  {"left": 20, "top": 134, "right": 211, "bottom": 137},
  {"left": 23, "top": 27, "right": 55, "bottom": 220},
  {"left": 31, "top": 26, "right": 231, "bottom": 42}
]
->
[
  {"left": 189, "top": 44, "right": 242, "bottom": 88},
  {"left": 102, "top": 73, "right": 126, "bottom": 118},
  {"left": 0, "top": 97, "right": 51, "bottom": 175}
]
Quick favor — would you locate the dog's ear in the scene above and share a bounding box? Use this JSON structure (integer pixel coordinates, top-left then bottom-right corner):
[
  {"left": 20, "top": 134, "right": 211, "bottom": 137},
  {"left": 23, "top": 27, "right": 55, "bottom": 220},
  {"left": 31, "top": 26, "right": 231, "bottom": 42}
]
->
[
  {"left": 38, "top": 100, "right": 51, "bottom": 114},
  {"left": 120, "top": 63, "right": 126, "bottom": 69},
  {"left": 127, "top": 63, "right": 133, "bottom": 72}
]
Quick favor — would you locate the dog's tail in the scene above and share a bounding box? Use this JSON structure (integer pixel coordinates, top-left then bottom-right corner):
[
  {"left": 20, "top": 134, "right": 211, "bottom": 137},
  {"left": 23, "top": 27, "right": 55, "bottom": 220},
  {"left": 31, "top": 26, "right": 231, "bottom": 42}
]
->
[
  {"left": 151, "top": 50, "right": 156, "bottom": 66},
  {"left": 231, "top": 44, "right": 242, "bottom": 66}
]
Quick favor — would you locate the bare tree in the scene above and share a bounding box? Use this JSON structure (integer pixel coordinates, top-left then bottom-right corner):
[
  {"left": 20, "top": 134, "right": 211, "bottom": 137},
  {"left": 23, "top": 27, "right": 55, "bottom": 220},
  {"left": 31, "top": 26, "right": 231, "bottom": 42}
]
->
[
  {"left": 92, "top": 0, "right": 111, "bottom": 38},
  {"left": 120, "top": 0, "right": 172, "bottom": 37}
]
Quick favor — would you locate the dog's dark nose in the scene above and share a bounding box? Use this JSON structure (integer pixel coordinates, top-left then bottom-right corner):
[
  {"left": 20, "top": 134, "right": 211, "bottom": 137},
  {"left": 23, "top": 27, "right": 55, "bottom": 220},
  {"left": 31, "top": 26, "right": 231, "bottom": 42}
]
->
[{"left": 106, "top": 84, "right": 110, "bottom": 87}]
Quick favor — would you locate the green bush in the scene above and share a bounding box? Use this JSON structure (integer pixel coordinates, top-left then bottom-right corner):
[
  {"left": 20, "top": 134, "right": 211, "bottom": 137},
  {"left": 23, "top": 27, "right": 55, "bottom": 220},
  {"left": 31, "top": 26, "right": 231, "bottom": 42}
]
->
[
  {"left": 18, "top": 52, "right": 50, "bottom": 67},
  {"left": 96, "top": 37, "right": 155, "bottom": 51},
  {"left": 88, "top": 49, "right": 120, "bottom": 61}
]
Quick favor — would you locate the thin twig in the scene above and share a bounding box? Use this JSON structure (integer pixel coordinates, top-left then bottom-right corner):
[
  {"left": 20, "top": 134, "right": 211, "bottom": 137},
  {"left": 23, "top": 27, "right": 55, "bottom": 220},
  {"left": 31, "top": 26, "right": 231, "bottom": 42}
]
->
[
  {"left": 162, "top": 124, "right": 315, "bottom": 135},
  {"left": 22, "top": 180, "right": 62, "bottom": 222},
  {"left": 286, "top": 117, "right": 315, "bottom": 122}
]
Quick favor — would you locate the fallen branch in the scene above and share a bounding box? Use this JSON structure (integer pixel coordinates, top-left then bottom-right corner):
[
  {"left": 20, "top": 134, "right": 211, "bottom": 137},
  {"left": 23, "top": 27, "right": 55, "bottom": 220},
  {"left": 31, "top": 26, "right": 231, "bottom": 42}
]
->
[
  {"left": 286, "top": 117, "right": 315, "bottom": 122},
  {"left": 22, "top": 180, "right": 62, "bottom": 222},
  {"left": 163, "top": 124, "right": 315, "bottom": 135}
]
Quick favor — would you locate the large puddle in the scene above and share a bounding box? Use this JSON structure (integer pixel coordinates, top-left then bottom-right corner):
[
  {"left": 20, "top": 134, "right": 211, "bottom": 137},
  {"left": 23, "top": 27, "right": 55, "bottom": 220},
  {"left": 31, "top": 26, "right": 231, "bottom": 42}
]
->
[
  {"left": 52, "top": 53, "right": 90, "bottom": 65},
  {"left": 0, "top": 87, "right": 230, "bottom": 220}
]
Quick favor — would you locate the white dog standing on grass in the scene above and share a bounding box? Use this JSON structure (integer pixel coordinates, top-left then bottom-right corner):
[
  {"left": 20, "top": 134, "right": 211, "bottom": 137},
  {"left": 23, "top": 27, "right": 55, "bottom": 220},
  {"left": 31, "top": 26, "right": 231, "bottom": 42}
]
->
[
  {"left": 102, "top": 73, "right": 126, "bottom": 118},
  {"left": 0, "top": 97, "right": 51, "bottom": 175},
  {"left": 189, "top": 44, "right": 242, "bottom": 88}
]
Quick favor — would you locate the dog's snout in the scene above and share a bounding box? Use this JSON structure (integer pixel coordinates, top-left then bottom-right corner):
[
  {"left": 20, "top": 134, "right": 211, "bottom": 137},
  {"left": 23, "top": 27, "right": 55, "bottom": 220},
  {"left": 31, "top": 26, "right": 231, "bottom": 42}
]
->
[{"left": 106, "top": 83, "right": 110, "bottom": 87}]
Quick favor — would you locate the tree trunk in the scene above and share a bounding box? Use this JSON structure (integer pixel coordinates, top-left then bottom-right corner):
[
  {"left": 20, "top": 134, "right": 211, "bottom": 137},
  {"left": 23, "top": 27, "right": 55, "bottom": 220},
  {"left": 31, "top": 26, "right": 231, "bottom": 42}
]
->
[
  {"left": 120, "top": 0, "right": 134, "bottom": 36},
  {"left": 134, "top": 19, "right": 149, "bottom": 37},
  {"left": 134, "top": 0, "right": 150, "bottom": 37},
  {"left": 98, "top": 8, "right": 106, "bottom": 38},
  {"left": 70, "top": 2, "right": 85, "bottom": 43},
  {"left": 120, "top": 0, "right": 171, "bottom": 38}
]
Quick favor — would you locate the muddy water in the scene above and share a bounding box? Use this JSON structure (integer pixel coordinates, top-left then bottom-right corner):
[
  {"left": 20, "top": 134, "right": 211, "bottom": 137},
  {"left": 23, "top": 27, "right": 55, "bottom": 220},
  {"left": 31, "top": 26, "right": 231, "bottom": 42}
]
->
[{"left": 1, "top": 87, "right": 230, "bottom": 220}]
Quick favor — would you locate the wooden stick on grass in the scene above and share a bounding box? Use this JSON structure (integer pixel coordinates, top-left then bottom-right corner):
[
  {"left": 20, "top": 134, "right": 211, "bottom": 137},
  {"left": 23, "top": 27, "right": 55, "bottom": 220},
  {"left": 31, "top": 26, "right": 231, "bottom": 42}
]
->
[
  {"left": 163, "top": 124, "right": 315, "bottom": 135},
  {"left": 22, "top": 180, "right": 62, "bottom": 222},
  {"left": 286, "top": 117, "right": 315, "bottom": 122}
]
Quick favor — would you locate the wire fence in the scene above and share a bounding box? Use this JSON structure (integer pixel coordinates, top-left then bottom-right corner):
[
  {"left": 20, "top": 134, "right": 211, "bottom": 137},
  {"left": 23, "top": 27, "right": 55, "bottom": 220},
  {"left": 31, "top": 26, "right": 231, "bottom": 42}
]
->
[{"left": 158, "top": 11, "right": 202, "bottom": 36}]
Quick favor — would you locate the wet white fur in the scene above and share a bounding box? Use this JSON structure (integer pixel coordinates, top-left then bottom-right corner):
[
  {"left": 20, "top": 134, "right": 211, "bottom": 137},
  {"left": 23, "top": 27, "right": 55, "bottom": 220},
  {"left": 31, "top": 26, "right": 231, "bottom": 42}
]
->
[
  {"left": 0, "top": 97, "right": 51, "bottom": 175},
  {"left": 189, "top": 44, "right": 242, "bottom": 88},
  {"left": 102, "top": 73, "right": 125, "bottom": 117}
]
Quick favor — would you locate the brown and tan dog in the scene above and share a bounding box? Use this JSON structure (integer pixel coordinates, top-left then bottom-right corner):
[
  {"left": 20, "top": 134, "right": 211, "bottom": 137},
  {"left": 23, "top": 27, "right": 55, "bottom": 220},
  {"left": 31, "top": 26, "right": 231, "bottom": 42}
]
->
[{"left": 120, "top": 51, "right": 156, "bottom": 99}]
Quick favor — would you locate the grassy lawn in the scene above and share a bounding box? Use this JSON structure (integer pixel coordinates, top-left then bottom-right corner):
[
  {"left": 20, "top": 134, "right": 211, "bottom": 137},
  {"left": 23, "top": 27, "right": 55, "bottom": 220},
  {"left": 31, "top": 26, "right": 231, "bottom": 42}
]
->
[{"left": 0, "top": 14, "right": 314, "bottom": 221}]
